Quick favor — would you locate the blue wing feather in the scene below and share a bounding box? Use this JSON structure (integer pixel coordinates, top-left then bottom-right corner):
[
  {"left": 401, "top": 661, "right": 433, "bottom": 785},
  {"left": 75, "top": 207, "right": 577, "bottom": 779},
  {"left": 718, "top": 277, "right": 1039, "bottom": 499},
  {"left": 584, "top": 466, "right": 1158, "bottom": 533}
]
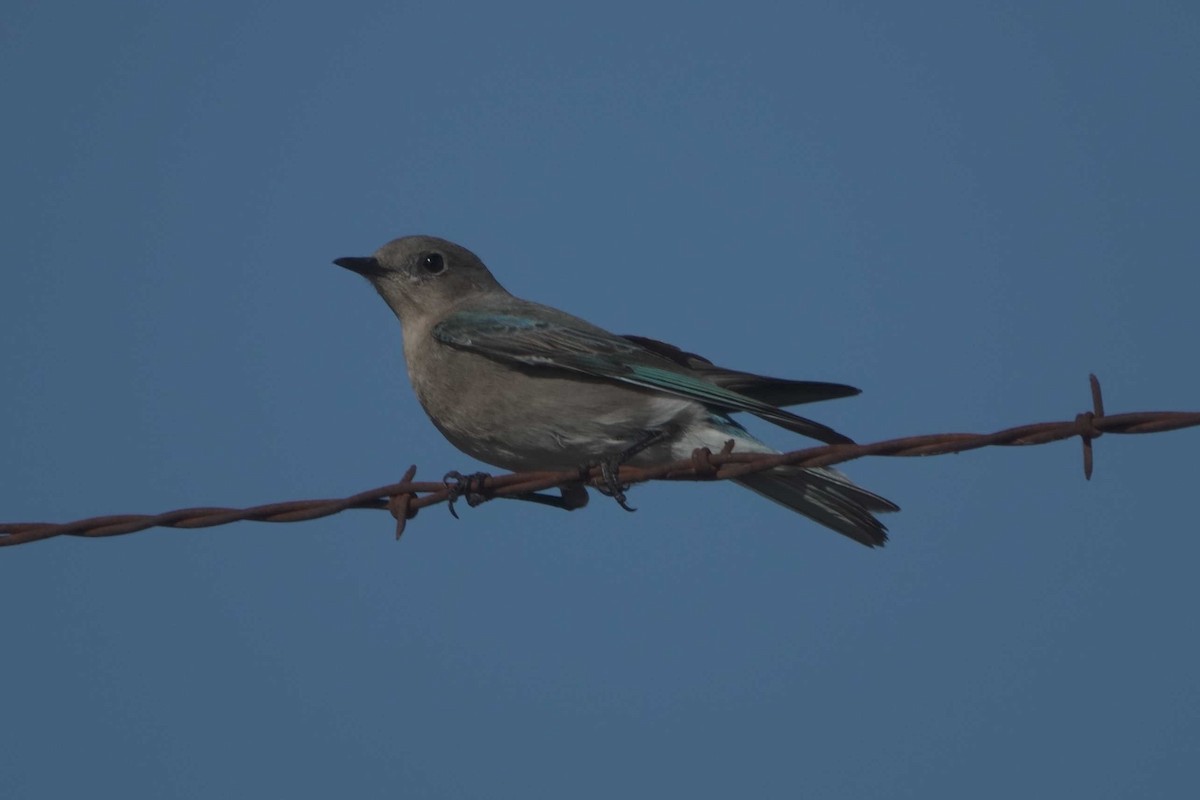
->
[{"left": 433, "top": 310, "right": 854, "bottom": 444}]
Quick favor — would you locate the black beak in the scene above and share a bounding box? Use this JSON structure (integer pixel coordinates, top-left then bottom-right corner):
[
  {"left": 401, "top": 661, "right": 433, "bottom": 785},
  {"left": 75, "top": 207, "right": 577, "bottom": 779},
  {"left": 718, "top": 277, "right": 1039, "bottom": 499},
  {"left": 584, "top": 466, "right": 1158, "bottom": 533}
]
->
[{"left": 333, "top": 256, "right": 385, "bottom": 277}]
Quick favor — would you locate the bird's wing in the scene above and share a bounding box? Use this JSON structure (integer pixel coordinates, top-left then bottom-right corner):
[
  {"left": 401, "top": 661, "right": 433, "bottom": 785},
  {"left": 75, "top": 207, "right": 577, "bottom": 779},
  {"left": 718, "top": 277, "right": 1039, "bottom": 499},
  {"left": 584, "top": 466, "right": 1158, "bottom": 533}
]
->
[
  {"left": 619, "top": 335, "right": 861, "bottom": 408},
  {"left": 433, "top": 311, "right": 854, "bottom": 445}
]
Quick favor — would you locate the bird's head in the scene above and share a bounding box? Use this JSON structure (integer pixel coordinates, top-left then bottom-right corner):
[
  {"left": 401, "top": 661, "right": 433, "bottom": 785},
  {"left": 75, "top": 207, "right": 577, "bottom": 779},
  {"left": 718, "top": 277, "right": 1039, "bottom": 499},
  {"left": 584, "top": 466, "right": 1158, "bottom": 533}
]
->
[{"left": 334, "top": 235, "right": 506, "bottom": 322}]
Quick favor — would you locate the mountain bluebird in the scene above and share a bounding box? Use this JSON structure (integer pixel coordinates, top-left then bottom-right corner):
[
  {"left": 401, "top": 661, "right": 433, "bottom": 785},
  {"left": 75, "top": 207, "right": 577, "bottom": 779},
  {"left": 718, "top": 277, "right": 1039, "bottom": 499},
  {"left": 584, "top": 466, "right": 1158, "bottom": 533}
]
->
[{"left": 335, "top": 236, "right": 898, "bottom": 547}]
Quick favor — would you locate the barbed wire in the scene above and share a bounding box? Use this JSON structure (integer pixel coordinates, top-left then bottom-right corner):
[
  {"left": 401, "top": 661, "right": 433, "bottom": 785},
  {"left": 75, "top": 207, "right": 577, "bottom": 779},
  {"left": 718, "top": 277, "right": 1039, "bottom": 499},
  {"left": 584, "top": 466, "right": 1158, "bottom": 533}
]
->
[{"left": 3, "top": 375, "right": 1197, "bottom": 548}]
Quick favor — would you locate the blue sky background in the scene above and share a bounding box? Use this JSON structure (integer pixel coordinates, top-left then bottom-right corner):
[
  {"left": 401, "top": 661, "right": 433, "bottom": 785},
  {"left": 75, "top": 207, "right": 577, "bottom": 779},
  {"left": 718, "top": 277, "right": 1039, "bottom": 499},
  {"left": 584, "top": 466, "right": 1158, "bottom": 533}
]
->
[{"left": 3, "top": 2, "right": 1198, "bottom": 797}]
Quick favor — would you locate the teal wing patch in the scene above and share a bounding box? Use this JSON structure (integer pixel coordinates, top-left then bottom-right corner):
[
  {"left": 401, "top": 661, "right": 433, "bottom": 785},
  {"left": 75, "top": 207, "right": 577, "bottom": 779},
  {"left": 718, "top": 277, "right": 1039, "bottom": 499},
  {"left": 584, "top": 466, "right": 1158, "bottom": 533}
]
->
[{"left": 433, "top": 311, "right": 854, "bottom": 444}]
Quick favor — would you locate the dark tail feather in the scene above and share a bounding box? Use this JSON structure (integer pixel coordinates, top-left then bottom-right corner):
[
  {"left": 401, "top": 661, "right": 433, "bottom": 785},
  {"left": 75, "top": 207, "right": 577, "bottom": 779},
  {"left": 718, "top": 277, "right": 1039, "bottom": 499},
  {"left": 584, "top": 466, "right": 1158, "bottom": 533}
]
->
[
  {"left": 748, "top": 407, "right": 856, "bottom": 445},
  {"left": 620, "top": 334, "right": 861, "bottom": 407},
  {"left": 734, "top": 467, "right": 899, "bottom": 548},
  {"left": 714, "top": 377, "right": 860, "bottom": 408}
]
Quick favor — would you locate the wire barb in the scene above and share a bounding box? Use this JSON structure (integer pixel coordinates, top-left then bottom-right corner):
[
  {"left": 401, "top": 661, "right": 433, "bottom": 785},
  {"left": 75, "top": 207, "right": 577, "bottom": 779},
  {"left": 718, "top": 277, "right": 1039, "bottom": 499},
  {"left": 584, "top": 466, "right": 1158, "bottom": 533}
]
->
[
  {"left": 1077, "top": 373, "right": 1106, "bottom": 480},
  {"left": 2, "top": 374, "right": 1198, "bottom": 548},
  {"left": 387, "top": 465, "right": 420, "bottom": 539}
]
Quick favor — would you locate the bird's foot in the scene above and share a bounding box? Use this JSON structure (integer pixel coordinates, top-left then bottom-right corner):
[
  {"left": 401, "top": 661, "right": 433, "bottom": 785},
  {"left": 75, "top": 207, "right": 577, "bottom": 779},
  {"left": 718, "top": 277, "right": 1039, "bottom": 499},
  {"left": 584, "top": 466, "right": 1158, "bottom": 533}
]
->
[
  {"left": 442, "top": 471, "right": 492, "bottom": 519},
  {"left": 580, "top": 429, "right": 669, "bottom": 513},
  {"left": 594, "top": 456, "right": 636, "bottom": 512}
]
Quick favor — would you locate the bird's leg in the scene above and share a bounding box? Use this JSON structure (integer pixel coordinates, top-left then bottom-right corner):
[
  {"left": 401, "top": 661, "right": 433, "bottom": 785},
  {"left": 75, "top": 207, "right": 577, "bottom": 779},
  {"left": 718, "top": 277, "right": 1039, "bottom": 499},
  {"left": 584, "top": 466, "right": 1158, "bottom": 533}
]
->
[
  {"left": 442, "top": 470, "right": 492, "bottom": 519},
  {"left": 587, "top": 429, "right": 667, "bottom": 513},
  {"left": 510, "top": 483, "right": 590, "bottom": 511},
  {"left": 443, "top": 472, "right": 589, "bottom": 516}
]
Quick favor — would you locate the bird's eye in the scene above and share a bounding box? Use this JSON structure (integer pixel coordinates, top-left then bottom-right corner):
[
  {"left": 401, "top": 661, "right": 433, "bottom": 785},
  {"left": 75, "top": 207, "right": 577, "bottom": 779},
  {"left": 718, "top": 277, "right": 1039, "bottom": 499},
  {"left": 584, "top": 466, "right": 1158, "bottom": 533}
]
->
[{"left": 421, "top": 252, "right": 445, "bottom": 274}]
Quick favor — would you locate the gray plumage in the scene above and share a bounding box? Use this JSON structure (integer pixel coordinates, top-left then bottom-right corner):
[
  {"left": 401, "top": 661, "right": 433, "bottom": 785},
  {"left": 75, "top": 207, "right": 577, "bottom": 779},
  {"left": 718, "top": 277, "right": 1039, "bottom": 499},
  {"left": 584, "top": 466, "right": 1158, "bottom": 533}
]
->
[{"left": 335, "top": 235, "right": 898, "bottom": 547}]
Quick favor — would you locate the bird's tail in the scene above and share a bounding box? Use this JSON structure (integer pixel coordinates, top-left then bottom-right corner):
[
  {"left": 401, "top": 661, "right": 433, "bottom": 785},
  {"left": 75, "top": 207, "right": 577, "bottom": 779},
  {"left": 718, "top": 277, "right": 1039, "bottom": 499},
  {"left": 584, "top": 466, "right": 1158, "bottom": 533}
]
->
[{"left": 734, "top": 466, "right": 899, "bottom": 548}]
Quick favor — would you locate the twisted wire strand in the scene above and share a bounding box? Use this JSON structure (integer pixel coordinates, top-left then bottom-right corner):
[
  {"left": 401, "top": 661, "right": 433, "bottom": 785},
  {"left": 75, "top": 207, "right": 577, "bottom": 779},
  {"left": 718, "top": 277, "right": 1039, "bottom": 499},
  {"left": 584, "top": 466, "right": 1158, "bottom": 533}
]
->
[{"left": 3, "top": 375, "right": 1197, "bottom": 547}]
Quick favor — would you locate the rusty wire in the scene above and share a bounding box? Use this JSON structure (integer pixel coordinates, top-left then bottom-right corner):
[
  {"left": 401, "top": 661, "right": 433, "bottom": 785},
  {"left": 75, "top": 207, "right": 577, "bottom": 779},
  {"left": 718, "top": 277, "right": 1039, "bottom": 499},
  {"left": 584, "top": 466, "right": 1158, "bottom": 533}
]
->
[{"left": 3, "top": 375, "right": 1198, "bottom": 549}]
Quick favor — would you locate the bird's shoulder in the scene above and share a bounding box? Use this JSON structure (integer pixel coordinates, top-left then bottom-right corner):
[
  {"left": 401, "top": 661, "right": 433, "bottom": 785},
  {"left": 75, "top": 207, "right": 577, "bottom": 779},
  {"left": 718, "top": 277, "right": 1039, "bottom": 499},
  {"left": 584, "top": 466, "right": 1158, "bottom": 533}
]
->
[{"left": 436, "top": 297, "right": 625, "bottom": 346}]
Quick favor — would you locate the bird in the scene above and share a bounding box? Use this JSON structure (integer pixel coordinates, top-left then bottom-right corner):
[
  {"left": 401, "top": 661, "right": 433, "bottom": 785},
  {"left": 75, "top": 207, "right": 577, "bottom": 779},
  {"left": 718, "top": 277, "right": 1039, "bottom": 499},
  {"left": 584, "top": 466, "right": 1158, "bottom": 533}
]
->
[{"left": 334, "top": 235, "right": 898, "bottom": 547}]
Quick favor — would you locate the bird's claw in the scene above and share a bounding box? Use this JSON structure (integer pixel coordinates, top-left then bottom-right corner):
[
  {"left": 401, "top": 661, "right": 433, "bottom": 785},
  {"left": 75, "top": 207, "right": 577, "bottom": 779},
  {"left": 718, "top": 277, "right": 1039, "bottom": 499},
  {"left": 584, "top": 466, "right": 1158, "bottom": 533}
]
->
[
  {"left": 442, "top": 470, "right": 492, "bottom": 519},
  {"left": 579, "top": 429, "right": 667, "bottom": 513},
  {"left": 593, "top": 458, "right": 637, "bottom": 513}
]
